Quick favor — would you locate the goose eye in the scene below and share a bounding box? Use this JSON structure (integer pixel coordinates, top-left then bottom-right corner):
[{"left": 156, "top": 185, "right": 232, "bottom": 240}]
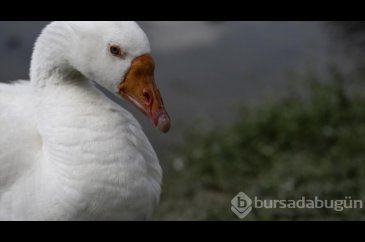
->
[{"left": 109, "top": 45, "right": 123, "bottom": 57}]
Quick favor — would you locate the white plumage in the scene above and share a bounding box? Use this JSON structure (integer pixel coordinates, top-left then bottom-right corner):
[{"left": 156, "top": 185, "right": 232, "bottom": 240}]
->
[{"left": 0, "top": 21, "right": 166, "bottom": 220}]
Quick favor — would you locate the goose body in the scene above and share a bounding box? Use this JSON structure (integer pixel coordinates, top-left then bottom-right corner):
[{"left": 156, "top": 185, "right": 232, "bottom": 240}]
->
[{"left": 0, "top": 21, "right": 170, "bottom": 220}]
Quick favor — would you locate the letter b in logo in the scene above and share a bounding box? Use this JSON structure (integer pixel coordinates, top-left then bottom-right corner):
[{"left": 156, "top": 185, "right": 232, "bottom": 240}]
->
[
  {"left": 231, "top": 192, "right": 252, "bottom": 219},
  {"left": 237, "top": 196, "right": 248, "bottom": 208}
]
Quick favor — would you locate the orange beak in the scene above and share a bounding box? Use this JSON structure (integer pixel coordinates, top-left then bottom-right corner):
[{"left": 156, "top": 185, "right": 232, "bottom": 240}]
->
[{"left": 118, "top": 54, "right": 171, "bottom": 133}]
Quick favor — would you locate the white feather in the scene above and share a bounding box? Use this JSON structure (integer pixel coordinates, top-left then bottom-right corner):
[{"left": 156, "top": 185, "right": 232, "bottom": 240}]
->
[{"left": 0, "top": 21, "right": 162, "bottom": 220}]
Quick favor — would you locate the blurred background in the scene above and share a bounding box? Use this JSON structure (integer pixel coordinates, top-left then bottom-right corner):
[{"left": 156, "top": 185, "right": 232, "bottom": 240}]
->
[{"left": 1, "top": 21, "right": 364, "bottom": 220}]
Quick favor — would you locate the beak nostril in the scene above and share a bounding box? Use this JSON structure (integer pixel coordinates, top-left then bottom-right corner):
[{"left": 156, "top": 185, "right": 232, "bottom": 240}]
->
[{"left": 143, "top": 91, "right": 151, "bottom": 105}]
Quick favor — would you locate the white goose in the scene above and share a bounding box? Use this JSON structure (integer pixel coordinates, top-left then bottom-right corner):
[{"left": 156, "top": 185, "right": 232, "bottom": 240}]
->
[{"left": 0, "top": 21, "right": 170, "bottom": 220}]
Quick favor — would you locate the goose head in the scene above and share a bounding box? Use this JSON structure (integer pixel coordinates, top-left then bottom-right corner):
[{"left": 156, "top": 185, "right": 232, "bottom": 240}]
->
[{"left": 60, "top": 21, "right": 171, "bottom": 133}]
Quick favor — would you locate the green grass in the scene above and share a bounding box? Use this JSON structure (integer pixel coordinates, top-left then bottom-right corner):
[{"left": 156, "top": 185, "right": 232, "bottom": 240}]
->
[{"left": 153, "top": 66, "right": 365, "bottom": 220}]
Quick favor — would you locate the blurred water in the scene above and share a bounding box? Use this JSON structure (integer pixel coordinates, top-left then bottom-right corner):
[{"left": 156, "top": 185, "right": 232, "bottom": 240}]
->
[{"left": 0, "top": 21, "right": 355, "bottom": 151}]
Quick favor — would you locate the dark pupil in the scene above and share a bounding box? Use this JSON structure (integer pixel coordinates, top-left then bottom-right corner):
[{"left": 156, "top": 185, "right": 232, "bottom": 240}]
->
[{"left": 111, "top": 47, "right": 119, "bottom": 55}]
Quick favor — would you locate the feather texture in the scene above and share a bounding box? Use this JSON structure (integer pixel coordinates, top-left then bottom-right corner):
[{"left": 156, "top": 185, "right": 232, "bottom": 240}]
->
[{"left": 0, "top": 22, "right": 162, "bottom": 220}]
